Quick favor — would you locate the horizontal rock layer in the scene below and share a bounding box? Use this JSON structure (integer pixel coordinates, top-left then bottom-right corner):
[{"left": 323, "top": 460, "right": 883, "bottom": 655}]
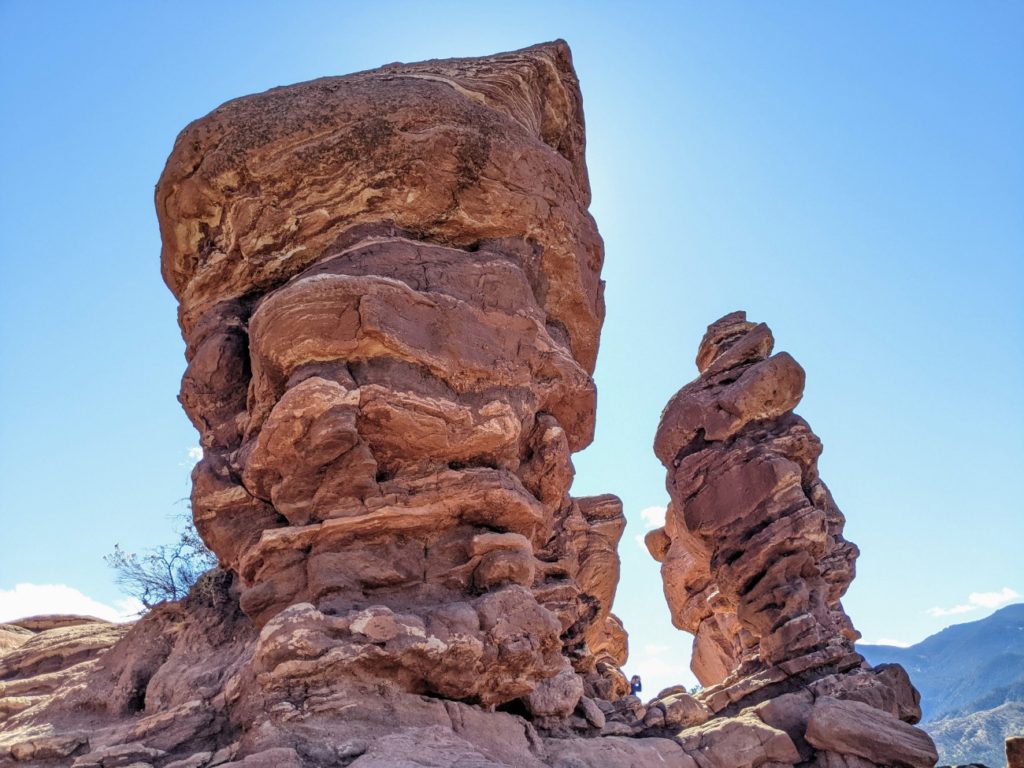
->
[
  {"left": 0, "top": 43, "right": 940, "bottom": 768},
  {"left": 157, "top": 39, "right": 627, "bottom": 712},
  {"left": 157, "top": 43, "right": 605, "bottom": 373}
]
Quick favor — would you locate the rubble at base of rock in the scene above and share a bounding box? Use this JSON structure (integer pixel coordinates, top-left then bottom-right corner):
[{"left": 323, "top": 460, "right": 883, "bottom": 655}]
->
[{"left": 1, "top": 42, "right": 939, "bottom": 768}]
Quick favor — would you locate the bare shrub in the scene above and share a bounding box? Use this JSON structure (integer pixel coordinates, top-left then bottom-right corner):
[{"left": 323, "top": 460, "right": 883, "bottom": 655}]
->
[{"left": 105, "top": 514, "right": 218, "bottom": 609}]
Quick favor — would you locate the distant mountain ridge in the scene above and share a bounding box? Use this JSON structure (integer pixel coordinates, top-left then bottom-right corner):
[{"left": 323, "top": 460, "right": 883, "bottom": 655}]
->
[{"left": 859, "top": 602, "right": 1024, "bottom": 765}]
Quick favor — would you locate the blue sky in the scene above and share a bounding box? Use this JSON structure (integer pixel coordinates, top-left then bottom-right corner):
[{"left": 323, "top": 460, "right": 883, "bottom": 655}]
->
[{"left": 1, "top": 1, "right": 1021, "bottom": 693}]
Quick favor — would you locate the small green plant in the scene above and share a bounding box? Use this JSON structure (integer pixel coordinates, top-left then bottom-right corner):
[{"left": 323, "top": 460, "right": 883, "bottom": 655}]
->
[{"left": 105, "top": 514, "right": 218, "bottom": 609}]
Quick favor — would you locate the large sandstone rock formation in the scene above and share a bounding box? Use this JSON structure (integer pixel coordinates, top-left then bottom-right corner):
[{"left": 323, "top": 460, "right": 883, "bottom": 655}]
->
[
  {"left": 158, "top": 38, "right": 625, "bottom": 711},
  {"left": 1, "top": 41, "right": 637, "bottom": 767},
  {"left": 645, "top": 312, "right": 938, "bottom": 767},
  {"left": 0, "top": 42, "right": 936, "bottom": 768}
]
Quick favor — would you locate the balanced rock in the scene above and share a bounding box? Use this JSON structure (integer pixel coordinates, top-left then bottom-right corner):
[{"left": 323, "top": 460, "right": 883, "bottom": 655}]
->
[
  {"left": 645, "top": 312, "right": 937, "bottom": 767},
  {"left": 0, "top": 43, "right": 941, "bottom": 768},
  {"left": 0, "top": 42, "right": 636, "bottom": 768},
  {"left": 158, "top": 39, "right": 627, "bottom": 711}
]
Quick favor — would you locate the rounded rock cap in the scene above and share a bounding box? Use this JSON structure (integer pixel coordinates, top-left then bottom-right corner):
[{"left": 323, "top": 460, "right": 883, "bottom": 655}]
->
[{"left": 696, "top": 311, "right": 758, "bottom": 374}]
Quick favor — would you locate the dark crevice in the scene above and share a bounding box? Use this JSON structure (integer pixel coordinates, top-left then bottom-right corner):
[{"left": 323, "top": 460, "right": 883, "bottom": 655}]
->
[
  {"left": 125, "top": 676, "right": 148, "bottom": 713},
  {"left": 496, "top": 697, "right": 531, "bottom": 718},
  {"left": 738, "top": 566, "right": 771, "bottom": 599}
]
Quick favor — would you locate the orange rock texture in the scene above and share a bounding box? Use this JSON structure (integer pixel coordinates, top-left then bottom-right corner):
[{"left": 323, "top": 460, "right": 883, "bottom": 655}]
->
[
  {"left": 645, "top": 312, "right": 937, "bottom": 766},
  {"left": 0, "top": 42, "right": 937, "bottom": 768},
  {"left": 161, "top": 39, "right": 626, "bottom": 712}
]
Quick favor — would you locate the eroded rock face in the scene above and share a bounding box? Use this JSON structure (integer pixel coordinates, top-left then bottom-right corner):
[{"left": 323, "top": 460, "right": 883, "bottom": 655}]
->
[
  {"left": 0, "top": 43, "right": 940, "bottom": 768},
  {"left": 0, "top": 41, "right": 642, "bottom": 768},
  {"left": 0, "top": 617, "right": 128, "bottom": 723},
  {"left": 646, "top": 312, "right": 937, "bottom": 768},
  {"left": 159, "top": 43, "right": 604, "bottom": 374},
  {"left": 160, "top": 39, "right": 625, "bottom": 712}
]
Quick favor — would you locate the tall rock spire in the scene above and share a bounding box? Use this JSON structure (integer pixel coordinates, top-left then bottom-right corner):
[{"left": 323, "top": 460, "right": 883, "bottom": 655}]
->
[
  {"left": 157, "top": 40, "right": 625, "bottom": 712},
  {"left": 646, "top": 311, "right": 937, "bottom": 766},
  {"left": 0, "top": 45, "right": 941, "bottom": 768}
]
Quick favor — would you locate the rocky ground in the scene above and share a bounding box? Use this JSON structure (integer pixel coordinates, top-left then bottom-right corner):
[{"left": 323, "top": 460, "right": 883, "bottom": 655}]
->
[{"left": 1, "top": 41, "right": 944, "bottom": 767}]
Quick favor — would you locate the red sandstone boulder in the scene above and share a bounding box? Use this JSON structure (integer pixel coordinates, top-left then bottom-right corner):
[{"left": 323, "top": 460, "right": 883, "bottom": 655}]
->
[
  {"left": 153, "top": 40, "right": 626, "bottom": 711},
  {"left": 157, "top": 45, "right": 604, "bottom": 374},
  {"left": 1007, "top": 736, "right": 1024, "bottom": 768},
  {"left": 804, "top": 697, "right": 938, "bottom": 768}
]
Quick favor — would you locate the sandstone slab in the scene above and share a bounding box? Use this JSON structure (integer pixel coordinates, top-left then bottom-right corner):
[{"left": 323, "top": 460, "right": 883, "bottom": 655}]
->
[{"left": 805, "top": 696, "right": 938, "bottom": 768}]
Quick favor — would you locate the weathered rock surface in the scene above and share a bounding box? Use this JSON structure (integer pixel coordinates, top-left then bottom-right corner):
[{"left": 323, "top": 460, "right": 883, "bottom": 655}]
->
[
  {"left": 0, "top": 617, "right": 128, "bottom": 722},
  {"left": 805, "top": 697, "right": 939, "bottom": 768},
  {"left": 1, "top": 44, "right": 938, "bottom": 768},
  {"left": 645, "top": 312, "right": 937, "bottom": 768},
  {"left": 1, "top": 41, "right": 630, "bottom": 767},
  {"left": 157, "top": 39, "right": 627, "bottom": 714}
]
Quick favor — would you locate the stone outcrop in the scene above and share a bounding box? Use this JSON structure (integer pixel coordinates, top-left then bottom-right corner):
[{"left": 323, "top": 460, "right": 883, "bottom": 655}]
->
[
  {"left": 0, "top": 41, "right": 635, "bottom": 767},
  {"left": 0, "top": 43, "right": 938, "bottom": 768},
  {"left": 160, "top": 38, "right": 626, "bottom": 712},
  {"left": 645, "top": 312, "right": 937, "bottom": 767},
  {"left": 0, "top": 617, "right": 129, "bottom": 723}
]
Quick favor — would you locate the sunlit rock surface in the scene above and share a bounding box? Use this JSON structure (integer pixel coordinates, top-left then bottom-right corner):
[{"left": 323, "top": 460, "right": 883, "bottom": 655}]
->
[
  {"left": 1, "top": 44, "right": 937, "bottom": 768},
  {"left": 646, "top": 312, "right": 937, "bottom": 767},
  {"left": 154, "top": 39, "right": 628, "bottom": 712}
]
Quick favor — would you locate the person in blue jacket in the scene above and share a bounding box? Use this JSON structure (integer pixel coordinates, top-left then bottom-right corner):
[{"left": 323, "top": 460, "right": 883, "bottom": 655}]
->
[{"left": 629, "top": 675, "right": 642, "bottom": 696}]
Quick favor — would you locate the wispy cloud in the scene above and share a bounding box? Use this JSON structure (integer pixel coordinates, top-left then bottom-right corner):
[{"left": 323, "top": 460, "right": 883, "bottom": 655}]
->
[
  {"left": 639, "top": 505, "right": 667, "bottom": 529},
  {"left": 178, "top": 446, "right": 203, "bottom": 468},
  {"left": 0, "top": 583, "right": 143, "bottom": 624},
  {"left": 969, "top": 587, "right": 1020, "bottom": 608},
  {"left": 927, "top": 603, "right": 975, "bottom": 617},
  {"left": 927, "top": 587, "right": 1019, "bottom": 618},
  {"left": 634, "top": 505, "right": 668, "bottom": 549},
  {"left": 872, "top": 638, "right": 913, "bottom": 648}
]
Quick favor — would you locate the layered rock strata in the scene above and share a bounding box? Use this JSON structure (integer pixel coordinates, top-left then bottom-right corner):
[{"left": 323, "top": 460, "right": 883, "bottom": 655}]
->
[
  {"left": 645, "top": 312, "right": 938, "bottom": 766},
  {"left": 161, "top": 39, "right": 627, "bottom": 711},
  {"left": 0, "top": 43, "right": 940, "bottom": 768},
  {"left": 0, "top": 617, "right": 129, "bottom": 725}
]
